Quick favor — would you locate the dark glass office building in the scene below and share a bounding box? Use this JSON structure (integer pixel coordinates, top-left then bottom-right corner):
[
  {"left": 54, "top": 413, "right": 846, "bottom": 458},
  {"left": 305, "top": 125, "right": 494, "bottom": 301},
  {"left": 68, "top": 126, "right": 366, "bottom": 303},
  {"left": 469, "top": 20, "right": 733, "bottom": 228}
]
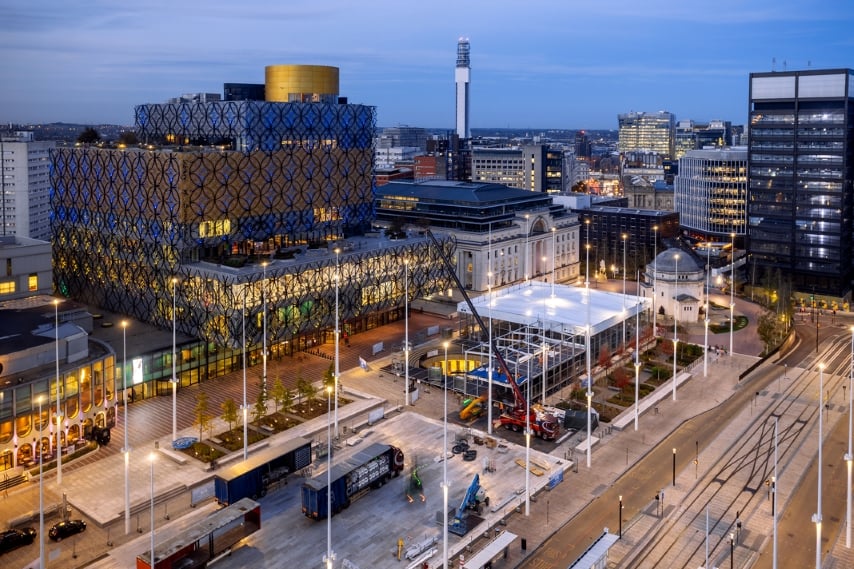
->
[{"left": 748, "top": 69, "right": 854, "bottom": 298}]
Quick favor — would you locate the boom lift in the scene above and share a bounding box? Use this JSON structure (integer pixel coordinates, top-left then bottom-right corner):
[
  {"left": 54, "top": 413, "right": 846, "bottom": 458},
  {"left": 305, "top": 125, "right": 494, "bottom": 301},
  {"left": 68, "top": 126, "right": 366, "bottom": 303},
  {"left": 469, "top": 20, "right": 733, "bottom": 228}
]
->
[
  {"left": 449, "top": 473, "right": 489, "bottom": 536},
  {"left": 425, "top": 230, "right": 559, "bottom": 440}
]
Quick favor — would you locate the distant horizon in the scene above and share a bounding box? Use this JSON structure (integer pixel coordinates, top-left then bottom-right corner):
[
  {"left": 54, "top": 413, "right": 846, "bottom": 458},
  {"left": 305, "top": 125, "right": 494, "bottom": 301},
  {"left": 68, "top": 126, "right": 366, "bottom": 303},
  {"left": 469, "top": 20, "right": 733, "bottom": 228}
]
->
[{"left": 2, "top": 1, "right": 851, "bottom": 129}]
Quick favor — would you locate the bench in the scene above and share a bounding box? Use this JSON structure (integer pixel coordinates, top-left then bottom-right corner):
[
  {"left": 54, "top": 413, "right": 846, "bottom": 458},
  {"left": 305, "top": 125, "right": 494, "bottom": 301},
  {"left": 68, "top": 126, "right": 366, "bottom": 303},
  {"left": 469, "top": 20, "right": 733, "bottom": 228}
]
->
[{"left": 158, "top": 447, "right": 188, "bottom": 465}]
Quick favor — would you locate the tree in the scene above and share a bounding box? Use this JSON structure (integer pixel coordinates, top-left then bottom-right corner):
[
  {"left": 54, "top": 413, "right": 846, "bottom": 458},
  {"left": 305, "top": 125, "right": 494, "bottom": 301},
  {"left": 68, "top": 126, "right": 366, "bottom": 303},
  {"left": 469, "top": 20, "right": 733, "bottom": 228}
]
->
[
  {"left": 322, "top": 363, "right": 335, "bottom": 392},
  {"left": 756, "top": 309, "right": 785, "bottom": 355},
  {"left": 76, "top": 127, "right": 101, "bottom": 144},
  {"left": 296, "top": 378, "right": 311, "bottom": 404},
  {"left": 612, "top": 366, "right": 631, "bottom": 392},
  {"left": 253, "top": 390, "right": 267, "bottom": 424},
  {"left": 598, "top": 345, "right": 612, "bottom": 374},
  {"left": 270, "top": 377, "right": 286, "bottom": 413},
  {"left": 194, "top": 391, "right": 212, "bottom": 441},
  {"left": 221, "top": 398, "right": 239, "bottom": 432},
  {"left": 118, "top": 131, "right": 139, "bottom": 146}
]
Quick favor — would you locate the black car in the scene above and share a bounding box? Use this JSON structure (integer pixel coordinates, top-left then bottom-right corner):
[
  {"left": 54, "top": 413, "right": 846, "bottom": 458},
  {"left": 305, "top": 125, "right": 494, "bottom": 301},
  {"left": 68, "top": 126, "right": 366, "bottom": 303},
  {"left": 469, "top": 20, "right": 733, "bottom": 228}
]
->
[
  {"left": 48, "top": 520, "right": 86, "bottom": 541},
  {"left": 0, "top": 527, "right": 37, "bottom": 554}
]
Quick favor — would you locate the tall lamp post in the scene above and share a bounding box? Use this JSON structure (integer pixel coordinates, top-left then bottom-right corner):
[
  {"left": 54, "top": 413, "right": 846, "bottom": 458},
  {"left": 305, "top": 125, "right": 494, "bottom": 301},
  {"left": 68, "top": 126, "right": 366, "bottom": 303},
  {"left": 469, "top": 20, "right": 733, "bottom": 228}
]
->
[
  {"left": 404, "top": 258, "right": 409, "bottom": 408},
  {"left": 813, "top": 363, "right": 825, "bottom": 569},
  {"left": 149, "top": 452, "right": 156, "bottom": 569},
  {"left": 652, "top": 225, "right": 658, "bottom": 335},
  {"left": 171, "top": 277, "right": 178, "bottom": 444},
  {"left": 730, "top": 232, "right": 736, "bottom": 356},
  {"left": 585, "top": 221, "right": 593, "bottom": 468},
  {"left": 241, "top": 292, "right": 248, "bottom": 462},
  {"left": 524, "top": 214, "right": 530, "bottom": 282},
  {"left": 551, "top": 226, "right": 556, "bottom": 296},
  {"left": 323, "top": 386, "right": 335, "bottom": 569},
  {"left": 621, "top": 233, "right": 627, "bottom": 347},
  {"left": 334, "top": 249, "right": 340, "bottom": 436},
  {"left": 262, "top": 262, "right": 268, "bottom": 401},
  {"left": 442, "top": 341, "right": 450, "bottom": 569},
  {"left": 54, "top": 299, "right": 62, "bottom": 487},
  {"left": 672, "top": 253, "right": 679, "bottom": 401},
  {"left": 38, "top": 395, "right": 44, "bottom": 569},
  {"left": 846, "top": 326, "right": 854, "bottom": 548},
  {"left": 122, "top": 320, "right": 130, "bottom": 534},
  {"left": 704, "top": 245, "right": 710, "bottom": 378},
  {"left": 634, "top": 281, "right": 641, "bottom": 431}
]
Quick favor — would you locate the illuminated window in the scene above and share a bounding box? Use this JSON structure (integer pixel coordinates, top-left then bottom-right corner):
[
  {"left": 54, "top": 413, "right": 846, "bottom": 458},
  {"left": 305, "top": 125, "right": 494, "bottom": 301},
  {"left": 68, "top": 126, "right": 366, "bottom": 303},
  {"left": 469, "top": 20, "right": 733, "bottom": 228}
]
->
[
  {"left": 199, "top": 219, "right": 231, "bottom": 237},
  {"left": 0, "top": 281, "right": 15, "bottom": 295},
  {"left": 28, "top": 273, "right": 38, "bottom": 291}
]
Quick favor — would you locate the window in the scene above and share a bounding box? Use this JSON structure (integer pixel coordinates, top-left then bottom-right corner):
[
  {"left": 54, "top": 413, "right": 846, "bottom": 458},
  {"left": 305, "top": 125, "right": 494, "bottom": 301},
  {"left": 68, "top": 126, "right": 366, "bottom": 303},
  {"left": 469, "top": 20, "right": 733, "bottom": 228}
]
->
[
  {"left": 28, "top": 273, "right": 38, "bottom": 291},
  {"left": 0, "top": 281, "right": 15, "bottom": 295}
]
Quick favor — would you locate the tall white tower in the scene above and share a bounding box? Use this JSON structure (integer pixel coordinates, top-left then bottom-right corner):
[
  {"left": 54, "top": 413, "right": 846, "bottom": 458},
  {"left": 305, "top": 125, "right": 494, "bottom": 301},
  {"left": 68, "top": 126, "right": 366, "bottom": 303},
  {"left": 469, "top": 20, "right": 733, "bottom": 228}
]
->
[{"left": 455, "top": 37, "right": 471, "bottom": 139}]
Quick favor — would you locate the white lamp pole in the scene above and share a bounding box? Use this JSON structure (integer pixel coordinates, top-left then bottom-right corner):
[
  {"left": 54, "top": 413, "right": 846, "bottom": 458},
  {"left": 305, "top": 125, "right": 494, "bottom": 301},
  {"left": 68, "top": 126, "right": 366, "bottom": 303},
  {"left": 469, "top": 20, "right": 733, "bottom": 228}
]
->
[
  {"left": 525, "top": 357, "right": 531, "bottom": 516},
  {"left": 487, "top": 223, "right": 493, "bottom": 434},
  {"left": 813, "top": 363, "right": 825, "bottom": 569},
  {"left": 773, "top": 416, "right": 778, "bottom": 569},
  {"left": 585, "top": 218, "right": 593, "bottom": 468},
  {"left": 242, "top": 292, "right": 248, "bottom": 462},
  {"left": 404, "top": 257, "right": 409, "bottom": 408},
  {"left": 634, "top": 273, "right": 641, "bottom": 431},
  {"left": 54, "top": 299, "right": 62, "bottom": 487},
  {"left": 672, "top": 253, "right": 679, "bottom": 401},
  {"left": 622, "top": 233, "right": 627, "bottom": 347},
  {"left": 38, "top": 395, "right": 44, "bottom": 569},
  {"left": 171, "top": 277, "right": 178, "bottom": 444},
  {"left": 652, "top": 225, "right": 658, "bottom": 335},
  {"left": 551, "top": 226, "right": 556, "bottom": 296},
  {"left": 730, "top": 232, "right": 735, "bottom": 356},
  {"left": 122, "top": 320, "right": 130, "bottom": 534},
  {"left": 262, "top": 262, "right": 268, "bottom": 401},
  {"left": 525, "top": 214, "right": 530, "bottom": 282},
  {"left": 334, "top": 249, "right": 340, "bottom": 436},
  {"left": 149, "top": 452, "right": 156, "bottom": 569},
  {"left": 846, "top": 325, "right": 854, "bottom": 548},
  {"left": 704, "top": 245, "right": 710, "bottom": 378},
  {"left": 442, "top": 341, "right": 449, "bottom": 569},
  {"left": 324, "top": 386, "right": 335, "bottom": 569}
]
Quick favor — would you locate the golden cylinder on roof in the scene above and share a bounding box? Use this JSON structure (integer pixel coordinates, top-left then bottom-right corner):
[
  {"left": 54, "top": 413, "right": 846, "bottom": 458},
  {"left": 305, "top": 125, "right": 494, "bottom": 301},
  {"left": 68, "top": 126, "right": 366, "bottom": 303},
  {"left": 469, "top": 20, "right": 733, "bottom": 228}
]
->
[{"left": 264, "top": 65, "right": 339, "bottom": 102}]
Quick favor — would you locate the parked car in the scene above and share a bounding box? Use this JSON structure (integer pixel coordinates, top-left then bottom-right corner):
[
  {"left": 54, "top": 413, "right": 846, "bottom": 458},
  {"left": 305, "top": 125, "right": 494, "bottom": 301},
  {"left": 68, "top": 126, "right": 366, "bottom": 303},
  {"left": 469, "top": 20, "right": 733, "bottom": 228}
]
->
[
  {"left": 0, "top": 527, "right": 37, "bottom": 554},
  {"left": 48, "top": 520, "right": 86, "bottom": 541}
]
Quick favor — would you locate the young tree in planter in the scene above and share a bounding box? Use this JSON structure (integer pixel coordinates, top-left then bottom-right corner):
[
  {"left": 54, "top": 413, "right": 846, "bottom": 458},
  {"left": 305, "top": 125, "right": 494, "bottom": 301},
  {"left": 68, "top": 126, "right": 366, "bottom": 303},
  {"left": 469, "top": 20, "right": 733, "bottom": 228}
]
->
[
  {"left": 322, "top": 363, "right": 335, "bottom": 393},
  {"left": 194, "top": 391, "right": 212, "bottom": 442},
  {"left": 303, "top": 382, "right": 318, "bottom": 411},
  {"left": 269, "top": 377, "right": 286, "bottom": 413},
  {"left": 221, "top": 398, "right": 239, "bottom": 433},
  {"left": 253, "top": 390, "right": 267, "bottom": 425},
  {"left": 296, "top": 378, "right": 311, "bottom": 405}
]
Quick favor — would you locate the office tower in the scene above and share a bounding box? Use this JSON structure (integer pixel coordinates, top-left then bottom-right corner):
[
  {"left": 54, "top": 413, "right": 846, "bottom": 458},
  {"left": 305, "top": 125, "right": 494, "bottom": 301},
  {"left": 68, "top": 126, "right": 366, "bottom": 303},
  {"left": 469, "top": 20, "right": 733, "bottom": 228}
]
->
[
  {"left": 0, "top": 132, "right": 54, "bottom": 240},
  {"left": 455, "top": 38, "right": 471, "bottom": 140},
  {"left": 748, "top": 68, "right": 854, "bottom": 297},
  {"left": 675, "top": 147, "right": 747, "bottom": 242},
  {"left": 618, "top": 111, "right": 676, "bottom": 159},
  {"left": 471, "top": 144, "right": 554, "bottom": 193},
  {"left": 376, "top": 126, "right": 429, "bottom": 151}
]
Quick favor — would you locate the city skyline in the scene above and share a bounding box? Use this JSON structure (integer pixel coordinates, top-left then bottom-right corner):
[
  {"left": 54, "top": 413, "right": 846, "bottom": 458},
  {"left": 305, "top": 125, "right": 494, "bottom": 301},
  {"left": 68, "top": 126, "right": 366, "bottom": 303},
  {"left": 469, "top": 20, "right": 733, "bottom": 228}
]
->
[{"left": 1, "top": 0, "right": 853, "bottom": 130}]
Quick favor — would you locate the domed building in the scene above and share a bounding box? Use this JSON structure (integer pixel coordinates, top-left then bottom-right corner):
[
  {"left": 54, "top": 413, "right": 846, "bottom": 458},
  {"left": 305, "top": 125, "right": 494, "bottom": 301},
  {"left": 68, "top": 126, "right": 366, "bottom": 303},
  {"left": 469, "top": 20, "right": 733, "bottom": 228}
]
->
[{"left": 640, "top": 247, "right": 705, "bottom": 324}]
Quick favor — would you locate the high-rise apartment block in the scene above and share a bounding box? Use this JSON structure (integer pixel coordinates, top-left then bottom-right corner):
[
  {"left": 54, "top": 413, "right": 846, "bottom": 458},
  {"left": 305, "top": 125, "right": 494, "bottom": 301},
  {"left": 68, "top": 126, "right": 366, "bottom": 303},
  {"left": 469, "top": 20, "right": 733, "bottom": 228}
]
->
[
  {"left": 675, "top": 147, "right": 747, "bottom": 242},
  {"left": 455, "top": 38, "right": 471, "bottom": 140},
  {"left": 748, "top": 68, "right": 854, "bottom": 297},
  {"left": 618, "top": 111, "right": 676, "bottom": 159},
  {"left": 0, "top": 131, "right": 54, "bottom": 240}
]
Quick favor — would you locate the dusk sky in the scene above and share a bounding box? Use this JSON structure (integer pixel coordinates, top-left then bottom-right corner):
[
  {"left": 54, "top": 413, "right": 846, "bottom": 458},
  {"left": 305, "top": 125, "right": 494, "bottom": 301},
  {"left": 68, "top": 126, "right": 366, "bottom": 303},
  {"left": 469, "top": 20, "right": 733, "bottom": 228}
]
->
[{"left": 2, "top": 1, "right": 853, "bottom": 130}]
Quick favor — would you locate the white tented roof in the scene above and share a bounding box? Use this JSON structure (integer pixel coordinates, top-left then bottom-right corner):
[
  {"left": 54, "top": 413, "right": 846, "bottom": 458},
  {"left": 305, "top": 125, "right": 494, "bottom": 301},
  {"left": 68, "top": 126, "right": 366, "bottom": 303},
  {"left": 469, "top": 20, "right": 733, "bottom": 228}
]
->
[{"left": 459, "top": 280, "right": 648, "bottom": 336}]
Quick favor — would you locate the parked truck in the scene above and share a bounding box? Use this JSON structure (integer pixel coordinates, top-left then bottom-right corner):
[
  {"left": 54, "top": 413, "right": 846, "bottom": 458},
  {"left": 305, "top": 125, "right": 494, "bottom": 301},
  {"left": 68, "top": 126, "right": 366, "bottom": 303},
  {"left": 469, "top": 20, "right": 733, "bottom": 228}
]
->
[
  {"left": 301, "top": 442, "right": 405, "bottom": 520},
  {"left": 214, "top": 437, "right": 312, "bottom": 505}
]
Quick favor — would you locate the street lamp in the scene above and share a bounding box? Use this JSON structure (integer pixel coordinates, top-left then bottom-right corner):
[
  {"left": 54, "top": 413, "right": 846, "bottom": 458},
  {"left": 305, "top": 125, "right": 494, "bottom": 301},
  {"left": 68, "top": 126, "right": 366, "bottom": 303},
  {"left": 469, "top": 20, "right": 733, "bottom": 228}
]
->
[
  {"left": 334, "top": 249, "right": 340, "bottom": 436},
  {"left": 813, "top": 362, "right": 825, "bottom": 569},
  {"left": 241, "top": 292, "right": 248, "bottom": 462},
  {"left": 672, "top": 253, "right": 679, "bottom": 401},
  {"left": 846, "top": 326, "right": 854, "bottom": 549},
  {"left": 262, "top": 262, "right": 268, "bottom": 402},
  {"left": 54, "top": 299, "right": 62, "bottom": 487},
  {"left": 122, "top": 320, "right": 131, "bottom": 535},
  {"left": 171, "top": 277, "right": 178, "bottom": 444},
  {"left": 621, "top": 233, "right": 627, "bottom": 348},
  {"left": 442, "top": 341, "right": 450, "bottom": 569},
  {"left": 149, "top": 452, "right": 156, "bottom": 569},
  {"left": 652, "top": 225, "right": 658, "bottom": 335},
  {"left": 730, "top": 232, "right": 735, "bottom": 356},
  {"left": 672, "top": 447, "right": 677, "bottom": 486},
  {"left": 704, "top": 245, "right": 710, "bottom": 378},
  {"left": 618, "top": 494, "right": 623, "bottom": 539},
  {"left": 551, "top": 226, "right": 556, "bottom": 296},
  {"left": 38, "top": 395, "right": 44, "bottom": 569},
  {"left": 585, "top": 221, "right": 593, "bottom": 468},
  {"left": 524, "top": 214, "right": 530, "bottom": 282},
  {"left": 324, "top": 385, "right": 335, "bottom": 569},
  {"left": 634, "top": 288, "right": 641, "bottom": 431},
  {"left": 404, "top": 257, "right": 409, "bottom": 408},
  {"left": 730, "top": 532, "right": 734, "bottom": 569}
]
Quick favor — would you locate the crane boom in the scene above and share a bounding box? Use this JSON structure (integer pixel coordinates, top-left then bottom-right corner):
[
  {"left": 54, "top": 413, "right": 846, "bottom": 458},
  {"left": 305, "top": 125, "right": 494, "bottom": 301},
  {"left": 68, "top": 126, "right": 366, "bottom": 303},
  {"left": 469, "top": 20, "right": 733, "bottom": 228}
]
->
[{"left": 424, "top": 229, "right": 526, "bottom": 409}]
